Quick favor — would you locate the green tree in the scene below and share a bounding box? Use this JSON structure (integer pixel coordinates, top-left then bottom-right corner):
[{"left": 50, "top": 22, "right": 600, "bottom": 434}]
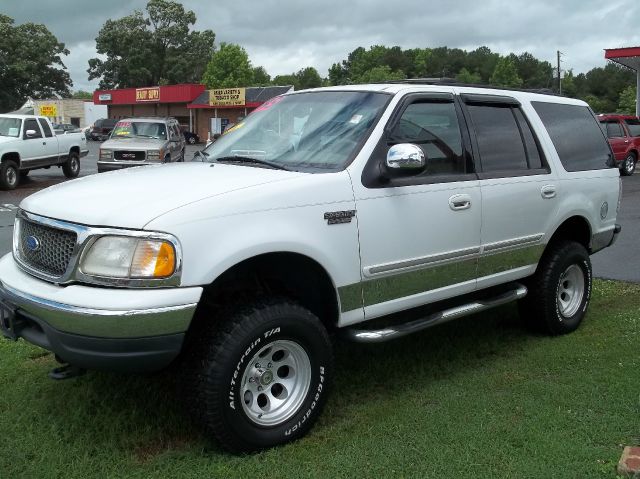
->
[
  {"left": 455, "top": 68, "right": 481, "bottom": 84},
  {"left": 0, "top": 14, "right": 72, "bottom": 112},
  {"left": 511, "top": 52, "right": 553, "bottom": 89},
  {"left": 88, "top": 0, "right": 215, "bottom": 89},
  {"left": 272, "top": 74, "right": 298, "bottom": 89},
  {"left": 617, "top": 86, "right": 637, "bottom": 114},
  {"left": 71, "top": 90, "right": 94, "bottom": 99},
  {"left": 583, "top": 94, "right": 610, "bottom": 114},
  {"left": 295, "top": 67, "right": 323, "bottom": 89},
  {"left": 202, "top": 43, "right": 254, "bottom": 88},
  {"left": 489, "top": 57, "right": 523, "bottom": 88},
  {"left": 252, "top": 66, "right": 271, "bottom": 86},
  {"left": 356, "top": 65, "right": 405, "bottom": 83}
]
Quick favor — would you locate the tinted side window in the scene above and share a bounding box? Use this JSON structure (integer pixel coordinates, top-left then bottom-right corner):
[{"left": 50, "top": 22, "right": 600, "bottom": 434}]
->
[
  {"left": 532, "top": 102, "right": 612, "bottom": 171},
  {"left": 467, "top": 105, "right": 528, "bottom": 171},
  {"left": 23, "top": 119, "right": 42, "bottom": 139},
  {"left": 604, "top": 121, "right": 624, "bottom": 138},
  {"left": 389, "top": 101, "right": 465, "bottom": 175},
  {"left": 38, "top": 119, "right": 53, "bottom": 138},
  {"left": 624, "top": 118, "right": 640, "bottom": 137}
]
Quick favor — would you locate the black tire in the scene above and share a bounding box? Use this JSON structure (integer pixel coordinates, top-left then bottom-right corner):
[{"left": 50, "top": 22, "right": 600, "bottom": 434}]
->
[
  {"left": 518, "top": 240, "right": 592, "bottom": 335},
  {"left": 188, "top": 136, "right": 196, "bottom": 145},
  {"left": 62, "top": 151, "right": 80, "bottom": 178},
  {"left": 0, "top": 160, "right": 19, "bottom": 190},
  {"left": 182, "top": 298, "right": 333, "bottom": 453},
  {"left": 620, "top": 153, "right": 636, "bottom": 176}
]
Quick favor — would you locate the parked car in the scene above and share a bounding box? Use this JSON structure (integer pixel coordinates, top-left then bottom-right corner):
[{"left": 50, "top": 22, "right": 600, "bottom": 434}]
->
[
  {"left": 0, "top": 83, "right": 621, "bottom": 452},
  {"left": 181, "top": 128, "right": 200, "bottom": 145},
  {"left": 88, "top": 118, "right": 118, "bottom": 141},
  {"left": 0, "top": 114, "right": 88, "bottom": 189},
  {"left": 97, "top": 117, "right": 186, "bottom": 172},
  {"left": 52, "top": 123, "right": 79, "bottom": 133},
  {"left": 598, "top": 114, "right": 639, "bottom": 175}
]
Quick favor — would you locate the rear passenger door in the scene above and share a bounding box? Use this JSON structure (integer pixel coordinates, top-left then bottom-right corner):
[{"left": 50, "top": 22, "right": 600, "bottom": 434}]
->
[{"left": 460, "top": 94, "right": 555, "bottom": 288}]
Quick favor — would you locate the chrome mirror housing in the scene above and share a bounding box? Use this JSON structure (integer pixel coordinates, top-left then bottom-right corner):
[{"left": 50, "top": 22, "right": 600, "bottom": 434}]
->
[{"left": 386, "top": 143, "right": 426, "bottom": 170}]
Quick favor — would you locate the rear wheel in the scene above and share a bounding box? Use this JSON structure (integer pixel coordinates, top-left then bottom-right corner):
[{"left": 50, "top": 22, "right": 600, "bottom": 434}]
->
[
  {"left": 188, "top": 136, "right": 197, "bottom": 145},
  {"left": 621, "top": 153, "right": 636, "bottom": 176},
  {"left": 0, "top": 161, "right": 19, "bottom": 190},
  {"left": 62, "top": 151, "right": 80, "bottom": 178},
  {"left": 182, "top": 298, "right": 333, "bottom": 452},
  {"left": 519, "top": 240, "right": 592, "bottom": 335}
]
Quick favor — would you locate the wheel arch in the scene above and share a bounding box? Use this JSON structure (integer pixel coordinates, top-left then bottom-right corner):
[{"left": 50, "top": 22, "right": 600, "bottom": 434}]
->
[
  {"left": 545, "top": 215, "right": 592, "bottom": 254},
  {"left": 1, "top": 151, "right": 21, "bottom": 168},
  {"left": 196, "top": 251, "right": 340, "bottom": 330}
]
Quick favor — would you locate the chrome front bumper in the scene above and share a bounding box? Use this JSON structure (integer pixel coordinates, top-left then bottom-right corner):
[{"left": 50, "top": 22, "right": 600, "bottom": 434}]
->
[{"left": 0, "top": 254, "right": 202, "bottom": 371}]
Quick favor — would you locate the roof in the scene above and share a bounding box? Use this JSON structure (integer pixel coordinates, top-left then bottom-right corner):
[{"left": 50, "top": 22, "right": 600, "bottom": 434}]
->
[
  {"left": 188, "top": 86, "right": 293, "bottom": 109},
  {"left": 604, "top": 47, "right": 640, "bottom": 71}
]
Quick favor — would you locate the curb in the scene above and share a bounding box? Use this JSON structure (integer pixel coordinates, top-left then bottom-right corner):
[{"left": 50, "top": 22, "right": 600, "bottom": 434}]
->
[{"left": 618, "top": 447, "right": 640, "bottom": 476}]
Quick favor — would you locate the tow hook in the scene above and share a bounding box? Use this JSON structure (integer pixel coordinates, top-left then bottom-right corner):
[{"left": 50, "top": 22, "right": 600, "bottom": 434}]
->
[{"left": 48, "top": 360, "right": 86, "bottom": 380}]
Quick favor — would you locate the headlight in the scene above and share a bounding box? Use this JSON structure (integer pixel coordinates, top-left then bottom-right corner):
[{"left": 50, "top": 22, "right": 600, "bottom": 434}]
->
[
  {"left": 99, "top": 149, "right": 112, "bottom": 160},
  {"left": 80, "top": 236, "right": 176, "bottom": 279},
  {"left": 146, "top": 149, "right": 163, "bottom": 161}
]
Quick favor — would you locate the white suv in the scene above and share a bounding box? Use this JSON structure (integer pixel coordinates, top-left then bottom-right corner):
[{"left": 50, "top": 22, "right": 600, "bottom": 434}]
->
[{"left": 0, "top": 83, "right": 621, "bottom": 452}]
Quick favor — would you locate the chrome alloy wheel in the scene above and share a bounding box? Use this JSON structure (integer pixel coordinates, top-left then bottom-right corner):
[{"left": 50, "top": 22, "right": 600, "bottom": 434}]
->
[
  {"left": 6, "top": 167, "right": 16, "bottom": 187},
  {"left": 240, "top": 339, "right": 311, "bottom": 427},
  {"left": 624, "top": 155, "right": 635, "bottom": 175},
  {"left": 557, "top": 264, "right": 585, "bottom": 318}
]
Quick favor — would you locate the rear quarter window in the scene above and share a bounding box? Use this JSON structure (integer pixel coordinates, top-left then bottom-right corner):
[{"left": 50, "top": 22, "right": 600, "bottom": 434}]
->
[{"left": 531, "top": 102, "right": 613, "bottom": 172}]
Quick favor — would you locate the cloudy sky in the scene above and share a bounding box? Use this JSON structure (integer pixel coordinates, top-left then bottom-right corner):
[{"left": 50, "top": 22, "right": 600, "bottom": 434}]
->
[{"left": 3, "top": 0, "right": 639, "bottom": 91}]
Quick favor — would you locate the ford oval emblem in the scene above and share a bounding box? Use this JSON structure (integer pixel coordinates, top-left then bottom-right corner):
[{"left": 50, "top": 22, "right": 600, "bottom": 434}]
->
[{"left": 25, "top": 235, "right": 40, "bottom": 252}]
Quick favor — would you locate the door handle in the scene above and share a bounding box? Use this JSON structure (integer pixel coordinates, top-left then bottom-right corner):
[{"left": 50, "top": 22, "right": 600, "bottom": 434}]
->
[
  {"left": 449, "top": 194, "right": 471, "bottom": 211},
  {"left": 541, "top": 185, "right": 556, "bottom": 199}
]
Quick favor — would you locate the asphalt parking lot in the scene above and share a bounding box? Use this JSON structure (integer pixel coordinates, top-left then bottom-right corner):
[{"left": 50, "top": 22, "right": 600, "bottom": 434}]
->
[{"left": 0, "top": 142, "right": 637, "bottom": 282}]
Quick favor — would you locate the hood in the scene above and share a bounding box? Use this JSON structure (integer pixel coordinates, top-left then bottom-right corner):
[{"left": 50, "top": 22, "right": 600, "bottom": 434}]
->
[
  {"left": 20, "top": 163, "right": 305, "bottom": 229},
  {"left": 101, "top": 137, "right": 166, "bottom": 149}
]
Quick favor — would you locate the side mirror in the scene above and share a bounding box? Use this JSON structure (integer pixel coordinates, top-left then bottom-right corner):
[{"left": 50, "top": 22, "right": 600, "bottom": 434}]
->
[
  {"left": 386, "top": 143, "right": 426, "bottom": 170},
  {"left": 25, "top": 129, "right": 37, "bottom": 138}
]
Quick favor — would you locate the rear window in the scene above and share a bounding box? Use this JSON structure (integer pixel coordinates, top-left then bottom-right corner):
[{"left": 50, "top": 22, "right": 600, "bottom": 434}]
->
[
  {"left": 624, "top": 118, "right": 640, "bottom": 137},
  {"left": 532, "top": 102, "right": 613, "bottom": 172}
]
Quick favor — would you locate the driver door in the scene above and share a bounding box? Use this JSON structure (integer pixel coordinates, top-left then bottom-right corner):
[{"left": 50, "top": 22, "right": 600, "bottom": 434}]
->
[{"left": 352, "top": 93, "right": 481, "bottom": 319}]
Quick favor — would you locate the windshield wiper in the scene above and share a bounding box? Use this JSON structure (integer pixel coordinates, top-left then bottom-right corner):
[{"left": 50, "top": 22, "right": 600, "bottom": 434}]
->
[{"left": 215, "top": 156, "right": 291, "bottom": 171}]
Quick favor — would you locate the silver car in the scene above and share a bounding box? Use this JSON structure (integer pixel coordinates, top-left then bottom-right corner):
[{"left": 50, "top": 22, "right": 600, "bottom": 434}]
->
[{"left": 97, "top": 117, "right": 186, "bottom": 173}]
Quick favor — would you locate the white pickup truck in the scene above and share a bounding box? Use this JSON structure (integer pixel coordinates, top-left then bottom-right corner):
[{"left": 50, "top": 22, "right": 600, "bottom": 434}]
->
[
  {"left": 0, "top": 83, "right": 621, "bottom": 452},
  {"left": 0, "top": 114, "right": 88, "bottom": 189}
]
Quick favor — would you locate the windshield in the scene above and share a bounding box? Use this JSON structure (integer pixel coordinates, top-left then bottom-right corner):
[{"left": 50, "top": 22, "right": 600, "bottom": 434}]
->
[
  {"left": 111, "top": 121, "right": 167, "bottom": 139},
  {"left": 624, "top": 118, "right": 640, "bottom": 137},
  {"left": 202, "top": 91, "right": 389, "bottom": 172},
  {"left": 0, "top": 118, "right": 22, "bottom": 137}
]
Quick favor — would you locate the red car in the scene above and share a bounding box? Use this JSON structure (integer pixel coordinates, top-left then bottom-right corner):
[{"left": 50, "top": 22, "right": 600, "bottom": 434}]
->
[{"left": 598, "top": 114, "right": 639, "bottom": 176}]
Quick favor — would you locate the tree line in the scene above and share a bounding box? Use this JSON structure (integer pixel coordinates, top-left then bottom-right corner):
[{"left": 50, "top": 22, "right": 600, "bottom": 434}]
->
[{"left": 0, "top": 0, "right": 636, "bottom": 115}]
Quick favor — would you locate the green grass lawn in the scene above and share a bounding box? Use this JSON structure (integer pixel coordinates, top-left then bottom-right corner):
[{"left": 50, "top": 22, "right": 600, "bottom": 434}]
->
[{"left": 1, "top": 279, "right": 638, "bottom": 479}]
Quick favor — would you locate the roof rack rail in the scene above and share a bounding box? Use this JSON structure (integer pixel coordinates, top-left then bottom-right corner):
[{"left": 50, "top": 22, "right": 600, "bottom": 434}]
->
[{"left": 380, "top": 78, "right": 561, "bottom": 96}]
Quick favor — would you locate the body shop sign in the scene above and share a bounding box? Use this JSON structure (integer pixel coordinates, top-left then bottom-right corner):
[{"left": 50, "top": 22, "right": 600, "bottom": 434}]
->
[
  {"left": 209, "top": 88, "right": 246, "bottom": 107},
  {"left": 39, "top": 105, "right": 57, "bottom": 117},
  {"left": 136, "top": 87, "right": 160, "bottom": 102}
]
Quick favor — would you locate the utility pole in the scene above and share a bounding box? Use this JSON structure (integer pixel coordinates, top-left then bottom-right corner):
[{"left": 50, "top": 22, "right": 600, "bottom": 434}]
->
[{"left": 557, "top": 50, "right": 563, "bottom": 95}]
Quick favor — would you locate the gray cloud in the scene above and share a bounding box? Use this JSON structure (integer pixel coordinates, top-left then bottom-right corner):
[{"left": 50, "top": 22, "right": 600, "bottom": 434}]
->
[{"left": 3, "top": 0, "right": 639, "bottom": 91}]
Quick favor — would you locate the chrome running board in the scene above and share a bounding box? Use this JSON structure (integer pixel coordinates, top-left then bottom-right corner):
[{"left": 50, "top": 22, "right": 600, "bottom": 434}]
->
[{"left": 343, "top": 284, "right": 528, "bottom": 343}]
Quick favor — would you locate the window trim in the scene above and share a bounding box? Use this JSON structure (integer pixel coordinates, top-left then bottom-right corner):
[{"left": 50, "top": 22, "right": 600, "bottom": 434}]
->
[
  {"left": 461, "top": 99, "right": 550, "bottom": 178},
  {"left": 361, "top": 93, "right": 477, "bottom": 189},
  {"left": 23, "top": 118, "right": 43, "bottom": 140}
]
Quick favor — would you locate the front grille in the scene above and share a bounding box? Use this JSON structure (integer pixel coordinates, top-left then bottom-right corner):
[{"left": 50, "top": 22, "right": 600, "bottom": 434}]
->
[
  {"left": 114, "top": 150, "right": 146, "bottom": 161},
  {"left": 17, "top": 219, "right": 77, "bottom": 277}
]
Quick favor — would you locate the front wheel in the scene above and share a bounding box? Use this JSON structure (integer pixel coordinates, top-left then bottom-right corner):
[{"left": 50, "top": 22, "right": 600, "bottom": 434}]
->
[
  {"left": 183, "top": 299, "right": 333, "bottom": 452},
  {"left": 519, "top": 240, "right": 592, "bottom": 335},
  {"left": 621, "top": 153, "right": 636, "bottom": 176},
  {"left": 188, "top": 136, "right": 196, "bottom": 145},
  {"left": 0, "top": 161, "right": 19, "bottom": 190},
  {"left": 62, "top": 152, "right": 80, "bottom": 178}
]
